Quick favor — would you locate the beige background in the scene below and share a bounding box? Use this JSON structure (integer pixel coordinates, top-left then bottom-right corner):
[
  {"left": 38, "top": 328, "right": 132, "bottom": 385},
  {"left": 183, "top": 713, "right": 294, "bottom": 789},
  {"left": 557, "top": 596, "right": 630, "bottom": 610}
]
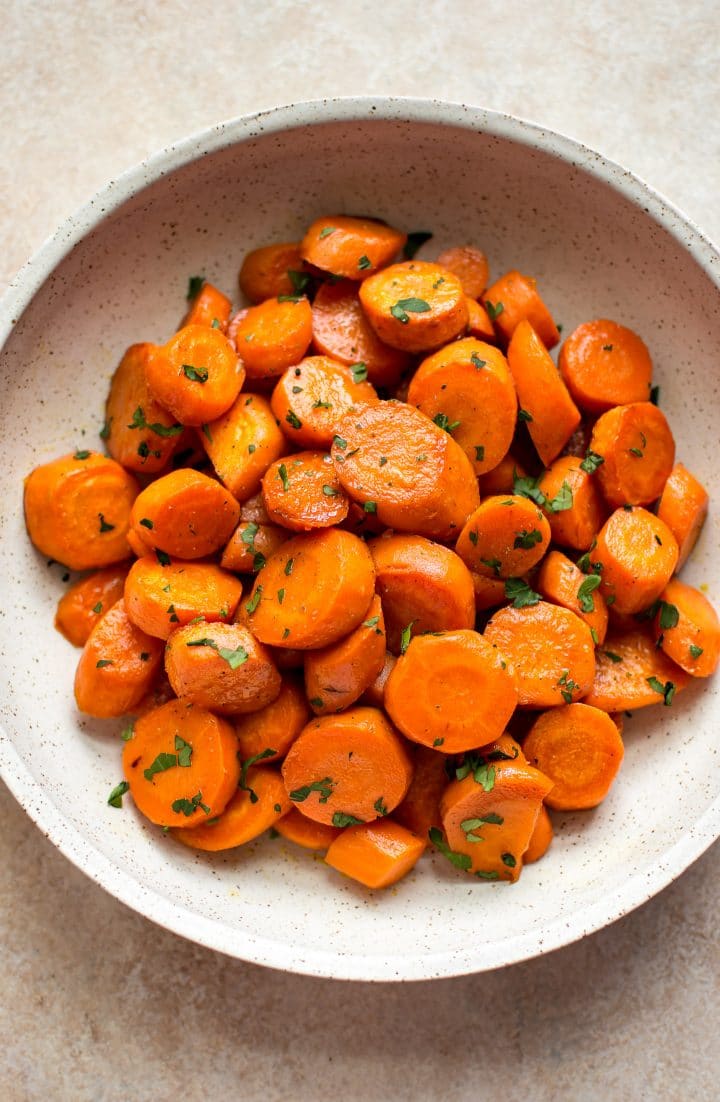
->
[{"left": 3, "top": 2, "right": 719, "bottom": 1099}]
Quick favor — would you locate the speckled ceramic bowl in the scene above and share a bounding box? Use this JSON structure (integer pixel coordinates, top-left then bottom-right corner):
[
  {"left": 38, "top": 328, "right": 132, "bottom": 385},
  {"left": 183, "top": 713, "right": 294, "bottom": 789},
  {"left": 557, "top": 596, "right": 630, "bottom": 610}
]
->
[{"left": 1, "top": 98, "right": 718, "bottom": 981}]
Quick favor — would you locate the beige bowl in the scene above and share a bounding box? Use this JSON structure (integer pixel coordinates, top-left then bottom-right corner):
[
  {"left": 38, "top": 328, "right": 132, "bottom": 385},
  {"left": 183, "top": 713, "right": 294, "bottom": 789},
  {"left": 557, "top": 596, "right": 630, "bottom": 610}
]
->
[{"left": 1, "top": 98, "right": 718, "bottom": 980}]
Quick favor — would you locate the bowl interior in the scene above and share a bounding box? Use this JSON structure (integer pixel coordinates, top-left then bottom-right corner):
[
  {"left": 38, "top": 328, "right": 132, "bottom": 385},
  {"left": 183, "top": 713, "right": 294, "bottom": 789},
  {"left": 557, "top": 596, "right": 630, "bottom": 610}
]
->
[{"left": 1, "top": 103, "right": 719, "bottom": 980}]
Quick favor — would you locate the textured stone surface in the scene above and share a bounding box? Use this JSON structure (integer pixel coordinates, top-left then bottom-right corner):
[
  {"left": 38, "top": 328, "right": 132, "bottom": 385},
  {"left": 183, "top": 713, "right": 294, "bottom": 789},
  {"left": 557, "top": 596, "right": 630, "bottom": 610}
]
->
[{"left": 2, "top": 1, "right": 720, "bottom": 1098}]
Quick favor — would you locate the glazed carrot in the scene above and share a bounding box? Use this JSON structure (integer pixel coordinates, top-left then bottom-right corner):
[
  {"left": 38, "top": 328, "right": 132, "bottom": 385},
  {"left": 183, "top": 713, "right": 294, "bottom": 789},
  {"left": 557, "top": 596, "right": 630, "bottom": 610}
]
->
[
  {"left": 24, "top": 451, "right": 139, "bottom": 571},
  {"left": 436, "top": 245, "right": 489, "bottom": 299},
  {"left": 129, "top": 469, "right": 240, "bottom": 560},
  {"left": 164, "top": 620, "right": 281, "bottom": 715},
  {"left": 523, "top": 805, "right": 553, "bottom": 864},
  {"left": 439, "top": 758, "right": 554, "bottom": 881},
  {"left": 331, "top": 401, "right": 480, "bottom": 540},
  {"left": 523, "top": 703, "right": 624, "bottom": 810},
  {"left": 325, "top": 820, "right": 425, "bottom": 889},
  {"left": 262, "top": 452, "right": 349, "bottom": 531},
  {"left": 583, "top": 626, "right": 691, "bottom": 711},
  {"left": 305, "top": 595, "right": 386, "bottom": 713},
  {"left": 654, "top": 577, "right": 720, "bottom": 678},
  {"left": 275, "top": 808, "right": 342, "bottom": 851},
  {"left": 239, "top": 242, "right": 304, "bottom": 303},
  {"left": 55, "top": 565, "right": 128, "bottom": 646},
  {"left": 589, "top": 401, "right": 675, "bottom": 508},
  {"left": 537, "top": 549, "right": 609, "bottom": 645},
  {"left": 593, "top": 506, "right": 678, "bottom": 615},
  {"left": 483, "top": 270, "right": 560, "bottom": 349},
  {"left": 479, "top": 453, "right": 527, "bottom": 496},
  {"left": 182, "top": 281, "right": 232, "bottom": 331},
  {"left": 559, "top": 319, "right": 653, "bottom": 413},
  {"left": 175, "top": 767, "right": 291, "bottom": 851},
  {"left": 243, "top": 529, "right": 376, "bottom": 648},
  {"left": 201, "top": 392, "right": 286, "bottom": 503},
  {"left": 471, "top": 573, "right": 508, "bottom": 612},
  {"left": 221, "top": 521, "right": 289, "bottom": 574},
  {"left": 270, "top": 355, "right": 376, "bottom": 449},
  {"left": 231, "top": 297, "right": 313, "bottom": 380},
  {"left": 359, "top": 260, "right": 468, "bottom": 352},
  {"left": 301, "top": 215, "right": 406, "bottom": 280},
  {"left": 124, "top": 556, "right": 242, "bottom": 639},
  {"left": 235, "top": 674, "right": 311, "bottom": 763},
  {"left": 393, "top": 746, "right": 448, "bottom": 840},
  {"left": 360, "top": 651, "right": 396, "bottom": 707},
  {"left": 311, "top": 279, "right": 410, "bottom": 388},
  {"left": 74, "top": 598, "right": 164, "bottom": 717},
  {"left": 104, "top": 344, "right": 183, "bottom": 473},
  {"left": 369, "top": 534, "right": 475, "bottom": 653},
  {"left": 537, "top": 455, "right": 606, "bottom": 551},
  {"left": 484, "top": 602, "right": 596, "bottom": 707},
  {"left": 145, "top": 323, "right": 244, "bottom": 425},
  {"left": 656, "top": 462, "right": 709, "bottom": 569},
  {"left": 281, "top": 707, "right": 412, "bottom": 825},
  {"left": 384, "top": 629, "right": 518, "bottom": 753},
  {"left": 407, "top": 338, "right": 517, "bottom": 475},
  {"left": 464, "top": 296, "right": 497, "bottom": 341},
  {"left": 507, "top": 320, "right": 581, "bottom": 465},
  {"left": 455, "top": 495, "right": 551, "bottom": 579}
]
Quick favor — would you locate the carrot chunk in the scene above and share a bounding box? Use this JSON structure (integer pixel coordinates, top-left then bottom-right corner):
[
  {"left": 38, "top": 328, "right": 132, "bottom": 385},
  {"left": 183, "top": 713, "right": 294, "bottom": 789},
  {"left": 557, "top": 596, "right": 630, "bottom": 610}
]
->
[
  {"left": 174, "top": 767, "right": 291, "bottom": 850},
  {"left": 181, "top": 281, "right": 232, "bottom": 331},
  {"left": 523, "top": 703, "right": 624, "bottom": 810},
  {"left": 202, "top": 392, "right": 286, "bottom": 503},
  {"left": 304, "top": 595, "right": 386, "bottom": 713},
  {"left": 271, "top": 355, "right": 376, "bottom": 449},
  {"left": 275, "top": 808, "right": 341, "bottom": 851},
  {"left": 583, "top": 626, "right": 691, "bottom": 711},
  {"left": 655, "top": 577, "right": 720, "bottom": 678},
  {"left": 483, "top": 270, "right": 559, "bottom": 349},
  {"left": 235, "top": 674, "right": 311, "bottom": 763},
  {"left": 232, "top": 297, "right": 313, "bottom": 380},
  {"left": 455, "top": 495, "right": 551, "bottom": 579},
  {"left": 262, "top": 451, "right": 349, "bottom": 531},
  {"left": 104, "top": 344, "right": 183, "bottom": 473},
  {"left": 559, "top": 319, "right": 653, "bottom": 413},
  {"left": 239, "top": 242, "right": 304, "bottom": 304},
  {"left": 507, "top": 320, "right": 581, "bottom": 465},
  {"left": 436, "top": 244, "right": 489, "bottom": 299},
  {"left": 301, "top": 215, "right": 406, "bottom": 280},
  {"left": 656, "top": 462, "right": 709, "bottom": 569},
  {"left": 220, "top": 521, "right": 290, "bottom": 574},
  {"left": 124, "top": 556, "right": 242, "bottom": 639},
  {"left": 393, "top": 746, "right": 448, "bottom": 840},
  {"left": 129, "top": 469, "right": 240, "bottom": 560},
  {"left": 55, "top": 565, "right": 128, "bottom": 647},
  {"left": 524, "top": 805, "right": 553, "bottom": 864},
  {"left": 359, "top": 260, "right": 469, "bottom": 352},
  {"left": 325, "top": 820, "right": 425, "bottom": 889},
  {"left": 537, "top": 549, "right": 609, "bottom": 645},
  {"left": 164, "top": 620, "right": 281, "bottom": 715},
  {"left": 311, "top": 279, "right": 410, "bottom": 388},
  {"left": 145, "top": 323, "right": 244, "bottom": 425},
  {"left": 537, "top": 455, "right": 607, "bottom": 551},
  {"left": 593, "top": 506, "right": 678, "bottom": 615},
  {"left": 74, "top": 598, "right": 164, "bottom": 717},
  {"left": 589, "top": 401, "right": 675, "bottom": 508}
]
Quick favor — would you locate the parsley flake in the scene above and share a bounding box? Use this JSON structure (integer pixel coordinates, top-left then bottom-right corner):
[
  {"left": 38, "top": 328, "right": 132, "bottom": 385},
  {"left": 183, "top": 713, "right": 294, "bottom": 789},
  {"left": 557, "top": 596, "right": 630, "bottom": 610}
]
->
[
  {"left": 428, "top": 827, "right": 471, "bottom": 870},
  {"left": 107, "top": 780, "right": 130, "bottom": 808}
]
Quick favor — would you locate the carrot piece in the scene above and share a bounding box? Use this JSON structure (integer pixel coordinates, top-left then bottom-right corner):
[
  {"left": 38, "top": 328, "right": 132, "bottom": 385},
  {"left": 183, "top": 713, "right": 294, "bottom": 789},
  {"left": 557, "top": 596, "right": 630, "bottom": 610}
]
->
[
  {"left": 507, "top": 320, "right": 581, "bottom": 465},
  {"left": 439, "top": 758, "right": 554, "bottom": 881},
  {"left": 479, "top": 453, "right": 527, "bottom": 496},
  {"left": 384, "top": 628, "right": 518, "bottom": 753},
  {"left": 537, "top": 549, "right": 609, "bottom": 645},
  {"left": 359, "top": 260, "right": 468, "bottom": 352},
  {"left": 177, "top": 767, "right": 292, "bottom": 851},
  {"left": 589, "top": 401, "right": 675, "bottom": 508},
  {"left": 232, "top": 297, "right": 313, "bottom": 380},
  {"left": 455, "top": 494, "right": 551, "bottom": 579},
  {"left": 325, "top": 820, "right": 425, "bottom": 889},
  {"left": 129, "top": 469, "right": 240, "bottom": 560},
  {"left": 393, "top": 746, "right": 448, "bottom": 840},
  {"left": 181, "top": 281, "right": 232, "bottom": 331},
  {"left": 558, "top": 319, "right": 653, "bottom": 413},
  {"left": 524, "top": 805, "right": 553, "bottom": 864},
  {"left": 537, "top": 455, "right": 607, "bottom": 551},
  {"left": 583, "top": 626, "right": 691, "bottom": 711},
  {"left": 261, "top": 451, "right": 349, "bottom": 531},
  {"left": 275, "top": 808, "right": 341, "bottom": 851},
  {"left": 304, "top": 595, "right": 386, "bottom": 713},
  {"left": 594, "top": 506, "right": 678, "bottom": 615},
  {"left": 301, "top": 215, "right": 406, "bottom": 281},
  {"left": 24, "top": 451, "right": 139, "bottom": 571},
  {"left": 369, "top": 533, "right": 475, "bottom": 653},
  {"left": 201, "top": 392, "right": 286, "bottom": 503},
  {"left": 360, "top": 651, "right": 396, "bottom": 707},
  {"left": 281, "top": 706, "right": 412, "bottom": 825},
  {"left": 243, "top": 529, "right": 376, "bottom": 649},
  {"left": 523, "top": 703, "right": 624, "bottom": 810},
  {"left": 239, "top": 242, "right": 304, "bottom": 304},
  {"left": 483, "top": 270, "right": 559, "bottom": 349},
  {"left": 407, "top": 338, "right": 517, "bottom": 475},
  {"left": 464, "top": 296, "right": 497, "bottom": 341},
  {"left": 655, "top": 577, "right": 720, "bottom": 678},
  {"left": 484, "top": 601, "right": 596, "bottom": 707},
  {"left": 270, "top": 355, "right": 376, "bottom": 449},
  {"left": 311, "top": 279, "right": 410, "bottom": 388},
  {"left": 164, "top": 620, "right": 280, "bottom": 715},
  {"left": 55, "top": 565, "right": 128, "bottom": 646},
  {"left": 104, "top": 344, "right": 183, "bottom": 473},
  {"left": 436, "top": 245, "right": 489, "bottom": 299},
  {"left": 656, "top": 462, "right": 709, "bottom": 569},
  {"left": 220, "top": 521, "right": 289, "bottom": 574},
  {"left": 330, "top": 400, "right": 480, "bottom": 540},
  {"left": 145, "top": 323, "right": 244, "bottom": 426},
  {"left": 124, "top": 556, "right": 242, "bottom": 639},
  {"left": 471, "top": 573, "right": 508, "bottom": 612},
  {"left": 73, "top": 598, "right": 164, "bottom": 717},
  {"left": 235, "top": 673, "right": 311, "bottom": 763}
]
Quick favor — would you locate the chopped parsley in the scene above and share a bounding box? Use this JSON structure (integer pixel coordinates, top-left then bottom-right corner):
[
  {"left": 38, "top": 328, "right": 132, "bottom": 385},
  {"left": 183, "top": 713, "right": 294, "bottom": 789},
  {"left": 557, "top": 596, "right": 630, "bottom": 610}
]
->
[
  {"left": 182, "top": 363, "right": 209, "bottom": 383},
  {"left": 286, "top": 410, "right": 302, "bottom": 430},
  {"left": 390, "top": 297, "right": 431, "bottom": 324},
  {"left": 577, "top": 573, "right": 602, "bottom": 612},
  {"left": 332, "top": 812, "right": 364, "bottom": 827},
  {"left": 485, "top": 299, "right": 504, "bottom": 320},
  {"left": 647, "top": 676, "right": 676, "bottom": 705},
  {"left": 98, "top": 513, "right": 115, "bottom": 533},
  {"left": 580, "top": 450, "right": 605, "bottom": 474},
  {"left": 351, "top": 362, "right": 368, "bottom": 383},
  {"left": 107, "top": 780, "right": 130, "bottom": 808},
  {"left": 504, "top": 577, "right": 541, "bottom": 608},
  {"left": 238, "top": 747, "right": 277, "bottom": 803},
  {"left": 428, "top": 827, "right": 471, "bottom": 870},
  {"left": 433, "top": 412, "right": 460, "bottom": 433},
  {"left": 513, "top": 529, "right": 543, "bottom": 550},
  {"left": 289, "top": 777, "right": 335, "bottom": 804}
]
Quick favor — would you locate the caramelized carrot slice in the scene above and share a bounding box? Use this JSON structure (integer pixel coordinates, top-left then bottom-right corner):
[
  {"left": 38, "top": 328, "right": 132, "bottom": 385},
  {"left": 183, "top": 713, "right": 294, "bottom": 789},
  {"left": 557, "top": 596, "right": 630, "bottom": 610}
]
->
[
  {"left": 124, "top": 556, "right": 242, "bottom": 639},
  {"left": 174, "top": 767, "right": 291, "bottom": 850},
  {"left": 655, "top": 577, "right": 720, "bottom": 678},
  {"left": 656, "top": 462, "right": 709, "bottom": 569},
  {"left": 104, "top": 344, "right": 183, "bottom": 473},
  {"left": 301, "top": 215, "right": 406, "bottom": 280},
  {"left": 129, "top": 469, "right": 240, "bottom": 560},
  {"left": 145, "top": 323, "right": 244, "bottom": 425},
  {"left": 271, "top": 355, "right": 376, "bottom": 449},
  {"left": 262, "top": 451, "right": 350, "bottom": 531},
  {"left": 455, "top": 495, "right": 551, "bottom": 579},
  {"left": 74, "top": 598, "right": 164, "bottom": 717},
  {"left": 275, "top": 808, "right": 341, "bottom": 851},
  {"left": 537, "top": 549, "right": 609, "bottom": 645},
  {"left": 181, "top": 281, "right": 232, "bottom": 331},
  {"left": 359, "top": 260, "right": 468, "bottom": 352},
  {"left": 483, "top": 270, "right": 559, "bottom": 349},
  {"left": 239, "top": 242, "right": 304, "bottom": 303},
  {"left": 464, "top": 296, "right": 497, "bottom": 341},
  {"left": 589, "top": 401, "right": 675, "bottom": 508},
  {"left": 479, "top": 453, "right": 527, "bottom": 497},
  {"left": 202, "top": 392, "right": 287, "bottom": 503},
  {"left": 164, "top": 620, "right": 281, "bottom": 715},
  {"left": 55, "top": 565, "right": 128, "bottom": 647},
  {"left": 235, "top": 674, "right": 311, "bottom": 763},
  {"left": 559, "top": 319, "right": 653, "bottom": 413},
  {"left": 436, "top": 245, "right": 489, "bottom": 299},
  {"left": 537, "top": 455, "right": 607, "bottom": 551},
  {"left": 594, "top": 506, "right": 678, "bottom": 615},
  {"left": 583, "top": 626, "right": 691, "bottom": 711},
  {"left": 325, "top": 820, "right": 425, "bottom": 889},
  {"left": 311, "top": 279, "right": 410, "bottom": 388},
  {"left": 232, "top": 297, "right": 313, "bottom": 380},
  {"left": 523, "top": 703, "right": 624, "bottom": 810},
  {"left": 524, "top": 805, "right": 553, "bottom": 864},
  {"left": 220, "top": 520, "right": 290, "bottom": 574},
  {"left": 507, "top": 320, "right": 581, "bottom": 465},
  {"left": 304, "top": 595, "right": 386, "bottom": 713}
]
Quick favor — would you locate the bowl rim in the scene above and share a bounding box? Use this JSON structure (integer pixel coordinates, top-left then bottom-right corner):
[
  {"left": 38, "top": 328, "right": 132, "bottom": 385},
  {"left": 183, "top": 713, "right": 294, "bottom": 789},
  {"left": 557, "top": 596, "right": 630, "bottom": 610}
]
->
[{"left": 2, "top": 95, "right": 719, "bottom": 982}]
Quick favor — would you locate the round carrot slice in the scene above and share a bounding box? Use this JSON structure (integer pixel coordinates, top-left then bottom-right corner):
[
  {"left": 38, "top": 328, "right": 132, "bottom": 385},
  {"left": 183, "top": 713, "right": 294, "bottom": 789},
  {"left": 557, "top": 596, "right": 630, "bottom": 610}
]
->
[
  {"left": 271, "top": 355, "right": 376, "bottom": 449},
  {"left": 181, "top": 281, "right": 232, "bottom": 332},
  {"left": 330, "top": 400, "right": 479, "bottom": 540},
  {"left": 594, "top": 506, "right": 678, "bottom": 615},
  {"left": 483, "top": 602, "right": 596, "bottom": 707},
  {"left": 55, "top": 565, "right": 128, "bottom": 647},
  {"left": 104, "top": 343, "right": 183, "bottom": 473},
  {"left": 359, "top": 260, "right": 468, "bottom": 352},
  {"left": 655, "top": 577, "right": 720, "bottom": 678},
  {"left": 220, "top": 521, "right": 289, "bottom": 574},
  {"left": 129, "top": 469, "right": 240, "bottom": 560},
  {"left": 232, "top": 297, "right": 313, "bottom": 380},
  {"left": 537, "top": 455, "right": 606, "bottom": 551},
  {"left": 239, "top": 242, "right": 304, "bottom": 303},
  {"left": 304, "top": 595, "right": 386, "bottom": 713},
  {"left": 537, "top": 549, "right": 609, "bottom": 645},
  {"left": 656, "top": 462, "right": 709, "bottom": 570},
  {"left": 122, "top": 698, "right": 240, "bottom": 828},
  {"left": 164, "top": 620, "right": 281, "bottom": 715},
  {"left": 589, "top": 401, "right": 675, "bottom": 508},
  {"left": 201, "top": 392, "right": 286, "bottom": 503},
  {"left": 145, "top": 323, "right": 244, "bottom": 425},
  {"left": 483, "top": 270, "right": 559, "bottom": 349},
  {"left": 523, "top": 703, "right": 625, "bottom": 811},
  {"left": 281, "top": 706, "right": 412, "bottom": 826},
  {"left": 174, "top": 767, "right": 292, "bottom": 851},
  {"left": 325, "top": 820, "right": 425, "bottom": 889},
  {"left": 275, "top": 808, "right": 341, "bottom": 851},
  {"left": 465, "top": 296, "right": 497, "bottom": 341},
  {"left": 407, "top": 338, "right": 517, "bottom": 474},
  {"left": 262, "top": 451, "right": 349, "bottom": 531},
  {"left": 369, "top": 533, "right": 475, "bottom": 653},
  {"left": 301, "top": 215, "right": 406, "bottom": 280},
  {"left": 124, "top": 556, "right": 242, "bottom": 639},
  {"left": 24, "top": 451, "right": 139, "bottom": 571},
  {"left": 558, "top": 319, "right": 653, "bottom": 413},
  {"left": 507, "top": 320, "right": 581, "bottom": 465},
  {"left": 74, "top": 598, "right": 164, "bottom": 718},
  {"left": 524, "top": 805, "right": 553, "bottom": 864},
  {"left": 311, "top": 279, "right": 410, "bottom": 388},
  {"left": 235, "top": 674, "right": 311, "bottom": 763},
  {"left": 384, "top": 629, "right": 519, "bottom": 753},
  {"left": 436, "top": 244, "right": 489, "bottom": 299},
  {"left": 584, "top": 625, "right": 691, "bottom": 711},
  {"left": 242, "top": 529, "right": 376, "bottom": 649},
  {"left": 455, "top": 495, "right": 551, "bottom": 579}
]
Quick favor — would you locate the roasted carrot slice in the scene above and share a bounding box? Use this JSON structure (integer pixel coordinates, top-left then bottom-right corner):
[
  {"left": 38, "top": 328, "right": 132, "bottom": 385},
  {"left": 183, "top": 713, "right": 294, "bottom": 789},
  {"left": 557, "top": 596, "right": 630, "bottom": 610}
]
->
[
  {"left": 124, "top": 556, "right": 242, "bottom": 639},
  {"left": 270, "top": 355, "right": 376, "bottom": 449},
  {"left": 104, "top": 344, "right": 183, "bottom": 473},
  {"left": 537, "top": 455, "right": 607, "bottom": 551},
  {"left": 583, "top": 626, "right": 691, "bottom": 711},
  {"left": 262, "top": 451, "right": 350, "bottom": 531},
  {"left": 359, "top": 260, "right": 468, "bottom": 352},
  {"left": 537, "top": 549, "right": 609, "bottom": 645},
  {"left": 483, "top": 270, "right": 559, "bottom": 349},
  {"left": 464, "top": 296, "right": 497, "bottom": 341},
  {"left": 559, "top": 319, "right": 653, "bottom": 413},
  {"left": 656, "top": 462, "right": 709, "bottom": 569},
  {"left": 129, "top": 469, "right": 240, "bottom": 560},
  {"left": 393, "top": 746, "right": 448, "bottom": 840},
  {"left": 232, "top": 297, "right": 313, "bottom": 380},
  {"left": 239, "top": 242, "right": 304, "bottom": 303},
  {"left": 174, "top": 767, "right": 291, "bottom": 850},
  {"left": 311, "top": 279, "right": 410, "bottom": 388},
  {"left": 220, "top": 520, "right": 290, "bottom": 574},
  {"left": 145, "top": 323, "right": 244, "bottom": 425},
  {"left": 164, "top": 620, "right": 280, "bottom": 715},
  {"left": 524, "top": 805, "right": 553, "bottom": 864},
  {"left": 275, "top": 808, "right": 341, "bottom": 851},
  {"left": 589, "top": 401, "right": 675, "bottom": 508},
  {"left": 655, "top": 577, "right": 720, "bottom": 678},
  {"left": 304, "top": 595, "right": 386, "bottom": 713},
  {"left": 301, "top": 215, "right": 406, "bottom": 280},
  {"left": 325, "top": 820, "right": 425, "bottom": 889},
  {"left": 181, "top": 281, "right": 232, "bottom": 331},
  {"left": 523, "top": 703, "right": 624, "bottom": 810},
  {"left": 507, "top": 320, "right": 581, "bottom": 465},
  {"left": 384, "top": 629, "right": 519, "bottom": 754},
  {"left": 235, "top": 674, "right": 311, "bottom": 763},
  {"left": 436, "top": 245, "right": 489, "bottom": 299},
  {"left": 74, "top": 598, "right": 164, "bottom": 717},
  {"left": 455, "top": 495, "right": 551, "bottom": 579},
  {"left": 201, "top": 392, "right": 286, "bottom": 503},
  {"left": 594, "top": 506, "right": 678, "bottom": 615},
  {"left": 55, "top": 565, "right": 128, "bottom": 646}
]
